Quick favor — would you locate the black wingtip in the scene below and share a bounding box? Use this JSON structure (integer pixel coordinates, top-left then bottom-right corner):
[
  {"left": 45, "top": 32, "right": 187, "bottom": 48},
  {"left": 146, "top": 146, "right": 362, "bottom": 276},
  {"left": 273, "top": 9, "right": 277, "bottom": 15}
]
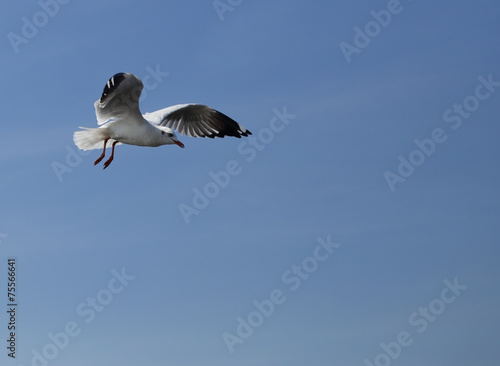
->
[
  {"left": 241, "top": 129, "right": 252, "bottom": 137},
  {"left": 100, "top": 73, "right": 128, "bottom": 103},
  {"left": 211, "top": 110, "right": 252, "bottom": 138}
]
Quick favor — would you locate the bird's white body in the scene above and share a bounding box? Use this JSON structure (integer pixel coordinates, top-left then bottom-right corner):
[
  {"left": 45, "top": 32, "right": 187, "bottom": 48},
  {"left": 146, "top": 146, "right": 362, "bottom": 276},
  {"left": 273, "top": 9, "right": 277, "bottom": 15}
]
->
[
  {"left": 109, "top": 119, "right": 170, "bottom": 147},
  {"left": 73, "top": 73, "right": 251, "bottom": 169},
  {"left": 76, "top": 118, "right": 174, "bottom": 149}
]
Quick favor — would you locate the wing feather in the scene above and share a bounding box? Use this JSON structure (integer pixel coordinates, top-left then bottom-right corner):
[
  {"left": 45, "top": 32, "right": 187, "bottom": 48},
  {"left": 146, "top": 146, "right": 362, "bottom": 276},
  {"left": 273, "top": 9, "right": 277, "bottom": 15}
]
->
[
  {"left": 94, "top": 73, "right": 144, "bottom": 125},
  {"left": 143, "top": 104, "right": 252, "bottom": 138}
]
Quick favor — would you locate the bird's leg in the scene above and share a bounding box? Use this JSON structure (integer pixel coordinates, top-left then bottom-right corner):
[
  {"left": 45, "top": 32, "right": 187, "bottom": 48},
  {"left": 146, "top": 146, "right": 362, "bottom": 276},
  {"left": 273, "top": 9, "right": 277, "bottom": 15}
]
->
[
  {"left": 103, "top": 140, "right": 118, "bottom": 170},
  {"left": 94, "top": 138, "right": 110, "bottom": 165}
]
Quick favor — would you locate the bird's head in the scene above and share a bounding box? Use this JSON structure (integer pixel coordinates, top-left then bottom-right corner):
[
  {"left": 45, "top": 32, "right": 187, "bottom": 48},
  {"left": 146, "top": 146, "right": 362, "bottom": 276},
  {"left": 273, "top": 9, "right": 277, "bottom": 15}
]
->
[{"left": 157, "top": 126, "right": 184, "bottom": 148}]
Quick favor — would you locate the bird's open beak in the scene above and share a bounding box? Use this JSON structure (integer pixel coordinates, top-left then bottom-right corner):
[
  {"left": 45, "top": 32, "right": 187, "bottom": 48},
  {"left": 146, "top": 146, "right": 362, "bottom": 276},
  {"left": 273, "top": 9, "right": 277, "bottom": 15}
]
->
[{"left": 174, "top": 140, "right": 185, "bottom": 148}]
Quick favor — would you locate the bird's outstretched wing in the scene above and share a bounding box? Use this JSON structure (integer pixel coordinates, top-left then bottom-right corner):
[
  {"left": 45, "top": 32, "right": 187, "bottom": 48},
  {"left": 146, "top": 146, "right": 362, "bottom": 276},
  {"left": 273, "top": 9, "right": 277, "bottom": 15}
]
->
[
  {"left": 144, "top": 104, "right": 252, "bottom": 138},
  {"left": 94, "top": 73, "right": 144, "bottom": 125}
]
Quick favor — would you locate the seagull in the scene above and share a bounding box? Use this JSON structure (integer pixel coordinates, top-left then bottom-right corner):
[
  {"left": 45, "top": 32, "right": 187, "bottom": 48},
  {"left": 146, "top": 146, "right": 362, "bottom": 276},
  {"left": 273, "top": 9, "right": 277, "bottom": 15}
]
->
[{"left": 73, "top": 73, "right": 252, "bottom": 169}]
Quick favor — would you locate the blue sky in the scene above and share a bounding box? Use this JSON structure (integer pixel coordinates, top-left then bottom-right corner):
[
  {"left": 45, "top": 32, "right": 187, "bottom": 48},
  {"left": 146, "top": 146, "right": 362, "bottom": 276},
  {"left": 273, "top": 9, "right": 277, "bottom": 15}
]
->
[{"left": 1, "top": 0, "right": 499, "bottom": 365}]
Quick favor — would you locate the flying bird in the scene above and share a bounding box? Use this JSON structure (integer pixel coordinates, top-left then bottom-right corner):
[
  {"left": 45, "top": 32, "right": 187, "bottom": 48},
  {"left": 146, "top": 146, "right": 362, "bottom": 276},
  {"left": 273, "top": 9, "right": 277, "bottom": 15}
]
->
[{"left": 73, "top": 73, "right": 252, "bottom": 169}]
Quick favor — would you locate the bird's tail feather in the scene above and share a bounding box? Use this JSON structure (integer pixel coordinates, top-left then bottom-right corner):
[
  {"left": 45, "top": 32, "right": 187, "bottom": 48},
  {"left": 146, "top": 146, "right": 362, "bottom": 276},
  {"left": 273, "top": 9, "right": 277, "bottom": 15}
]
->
[{"left": 73, "top": 127, "right": 116, "bottom": 151}]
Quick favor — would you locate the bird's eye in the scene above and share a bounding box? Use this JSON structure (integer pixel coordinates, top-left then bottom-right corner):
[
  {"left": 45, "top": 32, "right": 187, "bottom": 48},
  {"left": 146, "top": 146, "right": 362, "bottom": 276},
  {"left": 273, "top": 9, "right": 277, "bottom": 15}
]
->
[
  {"left": 168, "top": 132, "right": 174, "bottom": 137},
  {"left": 161, "top": 131, "right": 165, "bottom": 135}
]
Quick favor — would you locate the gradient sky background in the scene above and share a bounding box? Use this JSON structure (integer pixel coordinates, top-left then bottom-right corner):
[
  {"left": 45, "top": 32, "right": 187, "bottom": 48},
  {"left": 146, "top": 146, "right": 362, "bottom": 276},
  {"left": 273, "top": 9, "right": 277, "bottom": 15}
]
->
[{"left": 1, "top": 1, "right": 499, "bottom": 365}]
